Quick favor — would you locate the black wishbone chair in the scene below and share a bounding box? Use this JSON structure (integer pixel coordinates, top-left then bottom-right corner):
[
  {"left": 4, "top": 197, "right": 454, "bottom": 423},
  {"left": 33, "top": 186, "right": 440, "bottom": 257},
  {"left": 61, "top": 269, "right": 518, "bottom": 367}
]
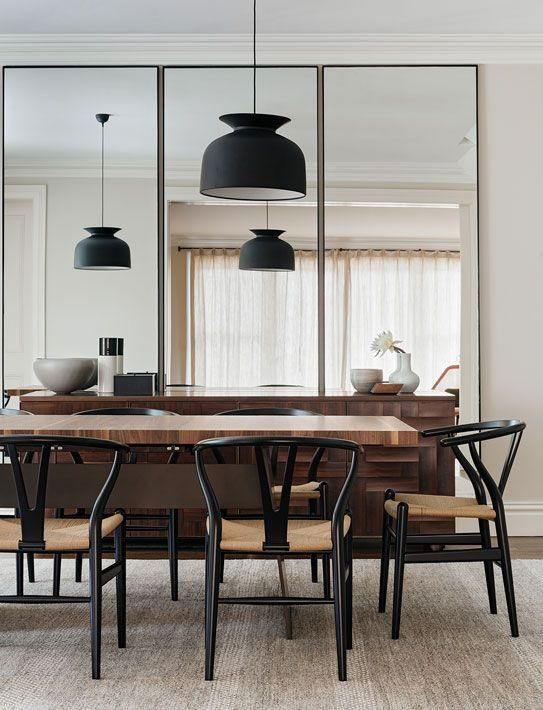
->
[
  {"left": 378, "top": 419, "right": 525, "bottom": 640},
  {"left": 69, "top": 407, "right": 181, "bottom": 601},
  {"left": 0, "top": 435, "right": 129, "bottom": 679},
  {"left": 0, "top": 408, "right": 48, "bottom": 586},
  {"left": 194, "top": 436, "right": 360, "bottom": 682},
  {"left": 214, "top": 407, "right": 329, "bottom": 593}
]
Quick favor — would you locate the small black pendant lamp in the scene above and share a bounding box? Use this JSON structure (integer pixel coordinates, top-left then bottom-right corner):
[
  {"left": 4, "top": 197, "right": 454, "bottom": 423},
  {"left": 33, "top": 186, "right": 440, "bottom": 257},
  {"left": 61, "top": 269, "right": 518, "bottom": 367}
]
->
[
  {"left": 74, "top": 113, "right": 131, "bottom": 270},
  {"left": 200, "top": 0, "right": 306, "bottom": 201},
  {"left": 239, "top": 203, "right": 295, "bottom": 271}
]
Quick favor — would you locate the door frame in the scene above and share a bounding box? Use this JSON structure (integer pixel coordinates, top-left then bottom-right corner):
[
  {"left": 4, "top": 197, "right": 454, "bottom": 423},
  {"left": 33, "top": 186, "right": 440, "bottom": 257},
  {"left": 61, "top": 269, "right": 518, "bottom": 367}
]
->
[{"left": 3, "top": 184, "right": 47, "bottom": 386}]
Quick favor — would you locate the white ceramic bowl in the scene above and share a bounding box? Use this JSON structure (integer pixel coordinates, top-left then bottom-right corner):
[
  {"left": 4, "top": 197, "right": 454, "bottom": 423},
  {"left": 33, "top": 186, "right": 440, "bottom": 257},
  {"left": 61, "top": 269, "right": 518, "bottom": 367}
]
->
[
  {"left": 33, "top": 358, "right": 97, "bottom": 394},
  {"left": 350, "top": 368, "right": 383, "bottom": 393}
]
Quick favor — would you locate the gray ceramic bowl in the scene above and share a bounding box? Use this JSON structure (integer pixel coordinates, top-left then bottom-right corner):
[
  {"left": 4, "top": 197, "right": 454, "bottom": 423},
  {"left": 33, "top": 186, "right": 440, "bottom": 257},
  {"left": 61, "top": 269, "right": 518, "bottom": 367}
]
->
[
  {"left": 33, "top": 358, "right": 97, "bottom": 394},
  {"left": 350, "top": 368, "right": 383, "bottom": 393}
]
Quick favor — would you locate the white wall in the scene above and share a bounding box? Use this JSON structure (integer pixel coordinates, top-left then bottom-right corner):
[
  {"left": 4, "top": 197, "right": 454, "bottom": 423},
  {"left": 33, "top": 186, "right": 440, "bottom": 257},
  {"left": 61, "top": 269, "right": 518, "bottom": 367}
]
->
[
  {"left": 6, "top": 176, "right": 158, "bottom": 373},
  {"left": 479, "top": 65, "right": 543, "bottom": 532}
]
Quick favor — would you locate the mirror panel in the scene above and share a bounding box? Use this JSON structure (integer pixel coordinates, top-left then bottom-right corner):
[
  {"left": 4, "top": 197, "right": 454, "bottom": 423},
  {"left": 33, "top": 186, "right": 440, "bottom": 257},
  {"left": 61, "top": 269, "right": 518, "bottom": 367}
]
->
[
  {"left": 165, "top": 67, "right": 317, "bottom": 388},
  {"left": 324, "top": 66, "right": 477, "bottom": 413},
  {"left": 3, "top": 67, "right": 158, "bottom": 389}
]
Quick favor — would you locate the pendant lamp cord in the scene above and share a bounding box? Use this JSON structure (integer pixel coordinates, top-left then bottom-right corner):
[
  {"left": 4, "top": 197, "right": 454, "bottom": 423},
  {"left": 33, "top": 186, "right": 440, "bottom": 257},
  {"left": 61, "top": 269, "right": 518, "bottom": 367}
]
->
[
  {"left": 253, "top": 0, "right": 257, "bottom": 113},
  {"left": 101, "top": 120, "right": 104, "bottom": 227}
]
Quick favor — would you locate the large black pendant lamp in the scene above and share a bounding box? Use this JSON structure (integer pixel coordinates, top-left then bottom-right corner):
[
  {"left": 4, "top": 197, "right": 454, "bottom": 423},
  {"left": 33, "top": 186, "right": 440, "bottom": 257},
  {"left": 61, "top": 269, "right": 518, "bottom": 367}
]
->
[
  {"left": 239, "top": 203, "right": 294, "bottom": 271},
  {"left": 200, "top": 0, "right": 306, "bottom": 201},
  {"left": 74, "top": 113, "right": 131, "bottom": 270}
]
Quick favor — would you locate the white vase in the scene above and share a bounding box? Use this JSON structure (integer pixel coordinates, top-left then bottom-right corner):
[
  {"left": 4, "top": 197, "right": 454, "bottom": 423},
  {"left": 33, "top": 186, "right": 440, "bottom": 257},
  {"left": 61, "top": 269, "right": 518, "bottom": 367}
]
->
[{"left": 388, "top": 352, "right": 420, "bottom": 393}]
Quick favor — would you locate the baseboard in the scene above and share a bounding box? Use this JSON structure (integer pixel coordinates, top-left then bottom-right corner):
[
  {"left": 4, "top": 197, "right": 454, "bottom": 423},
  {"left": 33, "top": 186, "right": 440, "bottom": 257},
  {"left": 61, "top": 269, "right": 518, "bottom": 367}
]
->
[
  {"left": 456, "top": 502, "right": 543, "bottom": 536},
  {"left": 502, "top": 502, "right": 543, "bottom": 536}
]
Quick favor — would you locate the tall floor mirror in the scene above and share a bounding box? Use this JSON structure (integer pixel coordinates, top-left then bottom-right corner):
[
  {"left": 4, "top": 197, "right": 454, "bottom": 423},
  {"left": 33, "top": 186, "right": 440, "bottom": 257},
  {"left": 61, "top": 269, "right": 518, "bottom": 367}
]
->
[
  {"left": 2, "top": 67, "right": 158, "bottom": 393},
  {"left": 324, "top": 66, "right": 478, "bottom": 421},
  {"left": 164, "top": 67, "right": 318, "bottom": 389}
]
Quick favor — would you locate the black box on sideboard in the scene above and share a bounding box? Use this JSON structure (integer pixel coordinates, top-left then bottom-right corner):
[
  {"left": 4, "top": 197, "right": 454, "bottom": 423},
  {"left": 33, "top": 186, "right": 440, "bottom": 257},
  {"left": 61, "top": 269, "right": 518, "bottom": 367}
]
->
[{"left": 113, "top": 373, "right": 157, "bottom": 396}]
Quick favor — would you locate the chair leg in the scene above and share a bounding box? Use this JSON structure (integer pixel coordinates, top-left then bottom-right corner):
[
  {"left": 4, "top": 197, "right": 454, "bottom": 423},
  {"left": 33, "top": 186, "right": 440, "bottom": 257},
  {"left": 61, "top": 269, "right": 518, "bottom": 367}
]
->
[
  {"left": 391, "top": 503, "right": 408, "bottom": 640},
  {"left": 345, "top": 526, "right": 353, "bottom": 651},
  {"left": 16, "top": 552, "right": 24, "bottom": 596},
  {"left": 204, "top": 535, "right": 221, "bottom": 681},
  {"left": 322, "top": 553, "right": 331, "bottom": 599},
  {"left": 89, "top": 545, "right": 103, "bottom": 680},
  {"left": 277, "top": 556, "right": 293, "bottom": 640},
  {"left": 332, "top": 529, "right": 348, "bottom": 681},
  {"left": 218, "top": 509, "right": 227, "bottom": 584},
  {"left": 74, "top": 508, "right": 85, "bottom": 582},
  {"left": 53, "top": 554, "right": 62, "bottom": 597},
  {"left": 309, "top": 497, "right": 319, "bottom": 582},
  {"left": 495, "top": 509, "right": 518, "bottom": 637},
  {"left": 310, "top": 555, "right": 319, "bottom": 583},
  {"left": 27, "top": 553, "right": 35, "bottom": 583},
  {"left": 75, "top": 554, "right": 83, "bottom": 583},
  {"left": 479, "top": 519, "right": 497, "bottom": 614},
  {"left": 114, "top": 519, "right": 127, "bottom": 649},
  {"left": 379, "top": 508, "right": 392, "bottom": 613},
  {"left": 53, "top": 507, "right": 63, "bottom": 596},
  {"left": 167, "top": 508, "right": 179, "bottom": 601}
]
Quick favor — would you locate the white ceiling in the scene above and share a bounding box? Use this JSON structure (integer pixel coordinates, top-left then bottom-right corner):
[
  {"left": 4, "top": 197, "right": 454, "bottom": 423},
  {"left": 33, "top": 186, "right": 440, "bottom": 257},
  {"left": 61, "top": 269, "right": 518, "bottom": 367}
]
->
[
  {"left": 0, "top": 0, "right": 541, "bottom": 35},
  {"left": 4, "top": 66, "right": 476, "bottom": 188}
]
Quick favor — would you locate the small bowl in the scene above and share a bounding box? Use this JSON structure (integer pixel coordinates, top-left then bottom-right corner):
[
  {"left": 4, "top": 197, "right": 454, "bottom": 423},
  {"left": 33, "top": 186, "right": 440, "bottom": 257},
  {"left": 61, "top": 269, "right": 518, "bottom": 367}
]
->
[
  {"left": 350, "top": 368, "right": 383, "bottom": 393},
  {"left": 33, "top": 358, "right": 97, "bottom": 394}
]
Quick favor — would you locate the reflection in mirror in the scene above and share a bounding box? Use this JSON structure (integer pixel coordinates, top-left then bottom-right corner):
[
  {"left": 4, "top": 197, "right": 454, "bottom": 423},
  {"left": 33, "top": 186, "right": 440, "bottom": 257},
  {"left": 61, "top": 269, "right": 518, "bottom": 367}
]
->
[
  {"left": 3, "top": 67, "right": 158, "bottom": 390},
  {"left": 324, "top": 67, "right": 477, "bottom": 419},
  {"left": 165, "top": 67, "right": 317, "bottom": 388}
]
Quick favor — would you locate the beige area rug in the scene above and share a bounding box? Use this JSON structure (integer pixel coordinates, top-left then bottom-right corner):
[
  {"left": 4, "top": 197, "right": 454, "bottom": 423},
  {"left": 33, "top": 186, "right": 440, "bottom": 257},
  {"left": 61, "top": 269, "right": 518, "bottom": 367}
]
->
[{"left": 0, "top": 558, "right": 541, "bottom": 710}]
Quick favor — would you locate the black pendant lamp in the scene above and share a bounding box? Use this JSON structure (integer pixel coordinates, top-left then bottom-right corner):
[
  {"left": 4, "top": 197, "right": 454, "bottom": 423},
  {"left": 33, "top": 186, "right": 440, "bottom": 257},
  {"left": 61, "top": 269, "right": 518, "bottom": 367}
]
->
[
  {"left": 74, "top": 114, "right": 131, "bottom": 270},
  {"left": 200, "top": 0, "right": 306, "bottom": 201},
  {"left": 239, "top": 203, "right": 294, "bottom": 271}
]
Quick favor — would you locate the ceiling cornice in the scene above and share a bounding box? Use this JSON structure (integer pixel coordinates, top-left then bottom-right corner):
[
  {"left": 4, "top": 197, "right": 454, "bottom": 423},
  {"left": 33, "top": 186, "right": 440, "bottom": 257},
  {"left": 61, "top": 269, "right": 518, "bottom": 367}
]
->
[
  {"left": 1, "top": 33, "right": 543, "bottom": 65},
  {"left": 4, "top": 158, "right": 475, "bottom": 187}
]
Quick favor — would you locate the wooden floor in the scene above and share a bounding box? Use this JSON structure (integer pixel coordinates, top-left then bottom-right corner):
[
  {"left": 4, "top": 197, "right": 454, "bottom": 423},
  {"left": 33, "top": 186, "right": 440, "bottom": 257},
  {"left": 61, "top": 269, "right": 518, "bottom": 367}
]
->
[
  {"left": 354, "top": 536, "right": 543, "bottom": 559},
  {"left": 504, "top": 537, "right": 543, "bottom": 559},
  {"left": 128, "top": 536, "right": 543, "bottom": 561}
]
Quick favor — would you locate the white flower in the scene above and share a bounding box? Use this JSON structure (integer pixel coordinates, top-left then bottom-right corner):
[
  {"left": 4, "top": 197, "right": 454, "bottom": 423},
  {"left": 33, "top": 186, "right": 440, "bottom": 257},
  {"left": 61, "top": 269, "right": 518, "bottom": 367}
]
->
[{"left": 370, "top": 330, "right": 405, "bottom": 357}]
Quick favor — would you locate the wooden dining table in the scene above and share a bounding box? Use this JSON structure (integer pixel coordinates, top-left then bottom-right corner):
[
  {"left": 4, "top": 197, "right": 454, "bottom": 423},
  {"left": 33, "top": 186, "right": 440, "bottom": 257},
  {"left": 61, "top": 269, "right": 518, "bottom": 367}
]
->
[
  {"left": 0, "top": 414, "right": 419, "bottom": 543},
  {"left": 0, "top": 413, "right": 419, "bottom": 447}
]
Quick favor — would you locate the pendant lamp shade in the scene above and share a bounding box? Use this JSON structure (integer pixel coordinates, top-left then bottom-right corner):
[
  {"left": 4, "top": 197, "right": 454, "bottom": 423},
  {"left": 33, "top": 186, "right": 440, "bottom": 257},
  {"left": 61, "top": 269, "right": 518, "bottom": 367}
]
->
[
  {"left": 200, "top": 114, "right": 306, "bottom": 201},
  {"left": 74, "top": 227, "right": 131, "bottom": 270},
  {"left": 74, "top": 114, "right": 131, "bottom": 270},
  {"left": 239, "top": 229, "right": 295, "bottom": 271}
]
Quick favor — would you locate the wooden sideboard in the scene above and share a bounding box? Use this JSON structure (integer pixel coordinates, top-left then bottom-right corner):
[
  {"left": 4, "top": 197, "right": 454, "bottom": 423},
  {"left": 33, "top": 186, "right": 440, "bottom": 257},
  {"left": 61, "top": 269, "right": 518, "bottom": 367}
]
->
[{"left": 20, "top": 388, "right": 456, "bottom": 543}]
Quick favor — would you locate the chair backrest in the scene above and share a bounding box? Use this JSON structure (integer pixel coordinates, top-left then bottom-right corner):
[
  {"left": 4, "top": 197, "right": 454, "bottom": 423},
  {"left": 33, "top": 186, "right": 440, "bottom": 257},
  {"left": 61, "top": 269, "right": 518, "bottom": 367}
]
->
[
  {"left": 258, "top": 384, "right": 303, "bottom": 388},
  {"left": 74, "top": 406, "right": 177, "bottom": 462},
  {"left": 215, "top": 407, "right": 318, "bottom": 417},
  {"left": 194, "top": 436, "right": 360, "bottom": 552},
  {"left": 0, "top": 408, "right": 33, "bottom": 416},
  {"left": 0, "top": 435, "right": 129, "bottom": 552},
  {"left": 422, "top": 420, "right": 525, "bottom": 507},
  {"left": 214, "top": 407, "right": 322, "bottom": 472},
  {"left": 75, "top": 407, "right": 176, "bottom": 416}
]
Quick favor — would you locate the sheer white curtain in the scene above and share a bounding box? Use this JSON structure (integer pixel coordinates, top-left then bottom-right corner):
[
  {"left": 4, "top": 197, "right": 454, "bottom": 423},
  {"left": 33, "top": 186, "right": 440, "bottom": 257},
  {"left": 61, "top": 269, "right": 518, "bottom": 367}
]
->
[
  {"left": 183, "top": 248, "right": 460, "bottom": 390},
  {"left": 189, "top": 249, "right": 318, "bottom": 387},
  {"left": 325, "top": 249, "right": 461, "bottom": 389}
]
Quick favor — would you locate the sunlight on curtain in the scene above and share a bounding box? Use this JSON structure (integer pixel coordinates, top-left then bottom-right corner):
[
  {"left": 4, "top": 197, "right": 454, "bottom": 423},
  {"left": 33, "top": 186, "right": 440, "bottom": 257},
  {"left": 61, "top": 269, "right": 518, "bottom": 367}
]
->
[
  {"left": 185, "top": 248, "right": 460, "bottom": 390},
  {"left": 325, "top": 249, "right": 461, "bottom": 389},
  {"left": 191, "top": 249, "right": 318, "bottom": 387}
]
